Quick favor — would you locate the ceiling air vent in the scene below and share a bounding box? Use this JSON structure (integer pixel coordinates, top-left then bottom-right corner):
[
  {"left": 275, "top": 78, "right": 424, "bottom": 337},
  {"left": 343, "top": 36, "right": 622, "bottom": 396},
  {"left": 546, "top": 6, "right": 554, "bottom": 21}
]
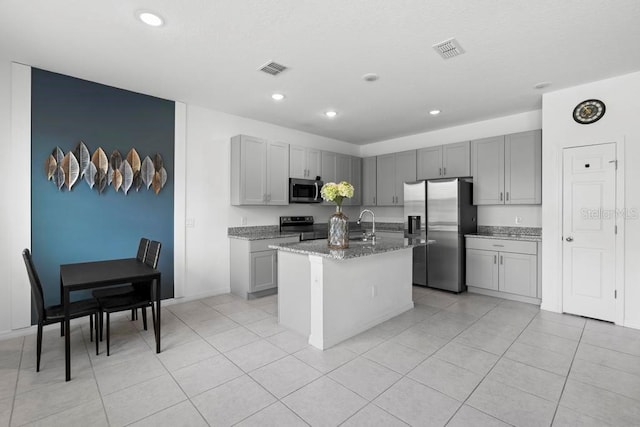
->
[
  {"left": 432, "top": 38, "right": 465, "bottom": 59},
  {"left": 258, "top": 61, "right": 288, "bottom": 76}
]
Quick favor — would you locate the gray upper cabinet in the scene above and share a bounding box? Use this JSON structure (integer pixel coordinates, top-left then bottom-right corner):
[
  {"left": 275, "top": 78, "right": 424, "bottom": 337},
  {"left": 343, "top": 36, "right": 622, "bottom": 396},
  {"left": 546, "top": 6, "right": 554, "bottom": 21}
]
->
[
  {"left": 472, "top": 130, "right": 541, "bottom": 205},
  {"left": 376, "top": 150, "right": 417, "bottom": 206},
  {"left": 417, "top": 141, "right": 470, "bottom": 180},
  {"left": 290, "top": 146, "right": 321, "bottom": 179},
  {"left": 321, "top": 151, "right": 361, "bottom": 205},
  {"left": 362, "top": 157, "right": 377, "bottom": 205},
  {"left": 230, "top": 135, "right": 289, "bottom": 205},
  {"left": 505, "top": 130, "right": 542, "bottom": 204}
]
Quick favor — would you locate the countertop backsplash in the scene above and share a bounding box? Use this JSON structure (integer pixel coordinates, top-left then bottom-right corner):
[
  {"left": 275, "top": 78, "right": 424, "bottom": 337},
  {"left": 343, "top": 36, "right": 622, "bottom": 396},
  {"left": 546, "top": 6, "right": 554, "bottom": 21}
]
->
[{"left": 477, "top": 225, "right": 541, "bottom": 236}]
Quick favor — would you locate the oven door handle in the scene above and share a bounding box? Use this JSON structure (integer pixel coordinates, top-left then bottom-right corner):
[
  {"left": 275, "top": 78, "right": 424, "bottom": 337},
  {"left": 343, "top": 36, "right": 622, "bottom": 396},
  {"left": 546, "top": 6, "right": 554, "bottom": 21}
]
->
[{"left": 314, "top": 182, "right": 319, "bottom": 201}]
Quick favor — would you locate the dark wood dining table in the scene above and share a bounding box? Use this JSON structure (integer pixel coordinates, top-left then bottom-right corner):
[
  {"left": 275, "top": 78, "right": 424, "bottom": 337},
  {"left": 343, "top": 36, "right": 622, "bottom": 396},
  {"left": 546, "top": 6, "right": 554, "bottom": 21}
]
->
[{"left": 59, "top": 258, "right": 161, "bottom": 381}]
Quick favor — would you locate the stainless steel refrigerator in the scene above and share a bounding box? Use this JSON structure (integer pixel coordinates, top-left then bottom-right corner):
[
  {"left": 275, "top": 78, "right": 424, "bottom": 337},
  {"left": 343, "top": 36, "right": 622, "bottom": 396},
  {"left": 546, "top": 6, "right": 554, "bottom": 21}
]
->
[{"left": 404, "top": 179, "right": 477, "bottom": 292}]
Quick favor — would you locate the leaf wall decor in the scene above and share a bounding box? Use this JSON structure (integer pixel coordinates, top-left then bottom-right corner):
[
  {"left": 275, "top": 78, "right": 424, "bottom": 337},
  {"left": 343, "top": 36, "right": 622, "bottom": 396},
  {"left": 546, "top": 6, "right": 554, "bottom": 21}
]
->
[
  {"left": 74, "top": 141, "right": 90, "bottom": 178},
  {"left": 84, "top": 162, "right": 97, "bottom": 188},
  {"left": 112, "top": 168, "right": 122, "bottom": 192},
  {"left": 127, "top": 149, "right": 141, "bottom": 173},
  {"left": 95, "top": 169, "right": 107, "bottom": 194},
  {"left": 110, "top": 150, "right": 122, "bottom": 171},
  {"left": 53, "top": 165, "right": 65, "bottom": 190},
  {"left": 152, "top": 171, "right": 162, "bottom": 194},
  {"left": 45, "top": 155, "right": 57, "bottom": 181},
  {"left": 133, "top": 170, "right": 143, "bottom": 191},
  {"left": 52, "top": 147, "right": 64, "bottom": 164},
  {"left": 153, "top": 153, "right": 163, "bottom": 171},
  {"left": 120, "top": 160, "right": 133, "bottom": 195},
  {"left": 107, "top": 163, "right": 113, "bottom": 186},
  {"left": 158, "top": 167, "right": 167, "bottom": 189},
  {"left": 141, "top": 156, "right": 154, "bottom": 189},
  {"left": 61, "top": 151, "right": 79, "bottom": 190},
  {"left": 91, "top": 147, "right": 108, "bottom": 174}
]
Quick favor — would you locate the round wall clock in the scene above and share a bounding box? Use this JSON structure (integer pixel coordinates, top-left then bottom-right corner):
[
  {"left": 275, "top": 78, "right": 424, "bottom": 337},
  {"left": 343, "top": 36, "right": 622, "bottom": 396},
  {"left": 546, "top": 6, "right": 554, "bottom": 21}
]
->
[{"left": 573, "top": 99, "right": 606, "bottom": 124}]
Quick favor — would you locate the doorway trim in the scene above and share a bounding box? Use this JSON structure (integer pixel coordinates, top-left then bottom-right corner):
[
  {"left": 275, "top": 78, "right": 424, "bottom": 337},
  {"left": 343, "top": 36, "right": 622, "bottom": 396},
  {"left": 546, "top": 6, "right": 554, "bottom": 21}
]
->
[{"left": 561, "top": 137, "right": 625, "bottom": 325}]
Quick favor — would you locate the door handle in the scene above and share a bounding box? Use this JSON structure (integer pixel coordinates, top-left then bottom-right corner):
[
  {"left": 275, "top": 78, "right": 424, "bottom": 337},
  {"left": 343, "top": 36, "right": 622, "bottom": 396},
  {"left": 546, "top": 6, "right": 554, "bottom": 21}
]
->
[
  {"left": 443, "top": 167, "right": 447, "bottom": 176},
  {"left": 439, "top": 167, "right": 442, "bottom": 176},
  {"left": 314, "top": 182, "right": 319, "bottom": 201},
  {"left": 494, "top": 255, "right": 497, "bottom": 264},
  {"left": 506, "top": 192, "right": 509, "bottom": 201},
  {"left": 566, "top": 237, "right": 573, "bottom": 242},
  {"left": 500, "top": 255, "right": 503, "bottom": 265},
  {"left": 500, "top": 192, "right": 503, "bottom": 201}
]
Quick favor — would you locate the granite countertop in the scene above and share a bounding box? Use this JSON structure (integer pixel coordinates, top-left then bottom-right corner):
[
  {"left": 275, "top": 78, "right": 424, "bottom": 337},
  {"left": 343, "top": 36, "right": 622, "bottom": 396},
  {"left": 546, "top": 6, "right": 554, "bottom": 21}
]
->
[
  {"left": 269, "top": 237, "right": 429, "bottom": 260},
  {"left": 228, "top": 226, "right": 299, "bottom": 240},
  {"left": 228, "top": 221, "right": 404, "bottom": 241},
  {"left": 465, "top": 225, "right": 542, "bottom": 242}
]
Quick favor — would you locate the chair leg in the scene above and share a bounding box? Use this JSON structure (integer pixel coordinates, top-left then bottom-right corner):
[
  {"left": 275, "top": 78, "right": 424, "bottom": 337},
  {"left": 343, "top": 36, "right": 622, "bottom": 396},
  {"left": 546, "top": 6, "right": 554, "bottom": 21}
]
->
[
  {"left": 99, "top": 311, "right": 104, "bottom": 342},
  {"left": 106, "top": 312, "right": 110, "bottom": 356},
  {"left": 142, "top": 307, "right": 148, "bottom": 331},
  {"left": 36, "top": 323, "right": 43, "bottom": 372},
  {"left": 90, "top": 315, "right": 94, "bottom": 342},
  {"left": 131, "top": 308, "right": 136, "bottom": 321},
  {"left": 95, "top": 313, "right": 99, "bottom": 355}
]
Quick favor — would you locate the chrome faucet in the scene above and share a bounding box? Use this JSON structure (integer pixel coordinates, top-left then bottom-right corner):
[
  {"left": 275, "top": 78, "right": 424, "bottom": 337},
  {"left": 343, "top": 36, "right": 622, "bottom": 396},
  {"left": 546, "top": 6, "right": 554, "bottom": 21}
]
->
[{"left": 356, "top": 209, "right": 376, "bottom": 243}]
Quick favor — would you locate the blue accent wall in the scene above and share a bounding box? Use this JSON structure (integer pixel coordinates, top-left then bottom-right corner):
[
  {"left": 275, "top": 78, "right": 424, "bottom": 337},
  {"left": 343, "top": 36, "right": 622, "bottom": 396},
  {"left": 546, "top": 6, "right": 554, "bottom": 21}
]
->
[{"left": 31, "top": 68, "right": 175, "bottom": 311}]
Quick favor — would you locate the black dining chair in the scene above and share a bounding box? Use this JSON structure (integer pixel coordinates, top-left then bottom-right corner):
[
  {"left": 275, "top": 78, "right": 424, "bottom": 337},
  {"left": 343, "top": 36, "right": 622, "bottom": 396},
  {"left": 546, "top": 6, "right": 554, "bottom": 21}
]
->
[
  {"left": 92, "top": 237, "right": 149, "bottom": 325},
  {"left": 98, "top": 240, "right": 161, "bottom": 355},
  {"left": 22, "top": 249, "right": 100, "bottom": 371}
]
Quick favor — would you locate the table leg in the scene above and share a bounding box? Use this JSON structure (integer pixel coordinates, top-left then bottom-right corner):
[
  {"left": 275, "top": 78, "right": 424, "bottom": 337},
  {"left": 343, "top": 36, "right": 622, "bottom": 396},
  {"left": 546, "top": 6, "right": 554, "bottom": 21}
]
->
[
  {"left": 60, "top": 275, "right": 65, "bottom": 337},
  {"left": 155, "top": 277, "right": 161, "bottom": 353},
  {"left": 64, "top": 288, "right": 71, "bottom": 381}
]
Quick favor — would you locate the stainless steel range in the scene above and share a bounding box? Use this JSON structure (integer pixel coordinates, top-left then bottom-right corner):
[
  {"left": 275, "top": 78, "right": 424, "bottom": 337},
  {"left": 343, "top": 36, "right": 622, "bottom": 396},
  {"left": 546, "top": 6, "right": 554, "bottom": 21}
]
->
[{"left": 279, "top": 216, "right": 328, "bottom": 241}]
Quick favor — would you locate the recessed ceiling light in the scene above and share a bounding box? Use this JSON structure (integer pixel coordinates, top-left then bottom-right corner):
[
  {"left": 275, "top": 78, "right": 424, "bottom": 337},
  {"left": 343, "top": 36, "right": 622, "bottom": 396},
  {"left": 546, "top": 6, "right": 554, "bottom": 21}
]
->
[
  {"left": 271, "top": 93, "right": 285, "bottom": 101},
  {"left": 325, "top": 111, "right": 338, "bottom": 118},
  {"left": 429, "top": 109, "right": 441, "bottom": 116},
  {"left": 533, "top": 81, "right": 551, "bottom": 90},
  {"left": 137, "top": 11, "right": 164, "bottom": 27}
]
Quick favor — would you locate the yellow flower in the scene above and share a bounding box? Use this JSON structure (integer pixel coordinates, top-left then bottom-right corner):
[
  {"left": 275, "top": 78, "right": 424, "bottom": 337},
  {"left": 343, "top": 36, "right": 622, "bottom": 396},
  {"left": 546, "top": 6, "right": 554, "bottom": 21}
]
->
[{"left": 321, "top": 181, "right": 354, "bottom": 206}]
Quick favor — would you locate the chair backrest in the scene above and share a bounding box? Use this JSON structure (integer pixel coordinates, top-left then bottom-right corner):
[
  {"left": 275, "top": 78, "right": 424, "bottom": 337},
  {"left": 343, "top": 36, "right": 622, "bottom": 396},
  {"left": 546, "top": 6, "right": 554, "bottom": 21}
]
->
[
  {"left": 22, "top": 249, "right": 46, "bottom": 322},
  {"left": 136, "top": 238, "right": 150, "bottom": 262},
  {"left": 144, "top": 240, "right": 161, "bottom": 268}
]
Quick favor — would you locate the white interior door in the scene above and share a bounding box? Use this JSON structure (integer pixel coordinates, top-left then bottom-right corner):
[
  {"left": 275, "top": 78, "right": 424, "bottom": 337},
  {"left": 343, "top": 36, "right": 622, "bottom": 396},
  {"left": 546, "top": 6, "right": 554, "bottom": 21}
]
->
[{"left": 562, "top": 143, "right": 617, "bottom": 321}]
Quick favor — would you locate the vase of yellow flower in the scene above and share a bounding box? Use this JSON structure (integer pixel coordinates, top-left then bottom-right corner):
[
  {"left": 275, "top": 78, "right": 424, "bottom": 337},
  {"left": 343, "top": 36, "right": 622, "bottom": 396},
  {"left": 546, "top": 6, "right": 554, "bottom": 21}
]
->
[{"left": 321, "top": 181, "right": 355, "bottom": 249}]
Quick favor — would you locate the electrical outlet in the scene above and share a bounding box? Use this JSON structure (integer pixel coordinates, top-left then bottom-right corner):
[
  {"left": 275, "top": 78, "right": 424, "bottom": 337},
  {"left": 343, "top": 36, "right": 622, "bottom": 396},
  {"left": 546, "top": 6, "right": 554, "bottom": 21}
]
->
[
  {"left": 515, "top": 216, "right": 522, "bottom": 225},
  {"left": 241, "top": 217, "right": 247, "bottom": 226},
  {"left": 186, "top": 218, "right": 195, "bottom": 228}
]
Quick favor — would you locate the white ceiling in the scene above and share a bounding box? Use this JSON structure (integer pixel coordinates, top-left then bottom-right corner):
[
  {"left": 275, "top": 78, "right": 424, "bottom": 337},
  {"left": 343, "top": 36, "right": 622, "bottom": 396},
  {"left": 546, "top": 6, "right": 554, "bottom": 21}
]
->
[{"left": 2, "top": 0, "right": 640, "bottom": 145}]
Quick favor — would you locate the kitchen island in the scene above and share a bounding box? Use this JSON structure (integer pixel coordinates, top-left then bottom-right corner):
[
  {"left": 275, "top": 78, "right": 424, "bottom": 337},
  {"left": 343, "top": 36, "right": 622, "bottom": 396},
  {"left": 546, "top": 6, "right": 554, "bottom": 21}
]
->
[{"left": 269, "top": 237, "right": 427, "bottom": 350}]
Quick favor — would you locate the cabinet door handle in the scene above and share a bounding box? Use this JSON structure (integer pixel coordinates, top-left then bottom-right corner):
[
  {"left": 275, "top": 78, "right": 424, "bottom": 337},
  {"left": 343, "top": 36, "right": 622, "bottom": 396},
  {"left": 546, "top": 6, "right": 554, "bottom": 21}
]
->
[
  {"left": 443, "top": 167, "right": 447, "bottom": 176},
  {"left": 373, "top": 196, "right": 376, "bottom": 204},
  {"left": 492, "top": 244, "right": 504, "bottom": 247},
  {"left": 500, "top": 255, "right": 503, "bottom": 265},
  {"left": 494, "top": 255, "right": 497, "bottom": 264},
  {"left": 506, "top": 192, "right": 510, "bottom": 201},
  {"left": 439, "top": 167, "right": 442, "bottom": 176},
  {"left": 500, "top": 192, "right": 503, "bottom": 201}
]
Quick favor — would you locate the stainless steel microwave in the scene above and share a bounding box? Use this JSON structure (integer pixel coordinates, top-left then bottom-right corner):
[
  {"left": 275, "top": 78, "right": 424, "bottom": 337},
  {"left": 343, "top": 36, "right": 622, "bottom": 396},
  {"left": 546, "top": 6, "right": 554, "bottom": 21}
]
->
[{"left": 289, "top": 178, "right": 324, "bottom": 203}]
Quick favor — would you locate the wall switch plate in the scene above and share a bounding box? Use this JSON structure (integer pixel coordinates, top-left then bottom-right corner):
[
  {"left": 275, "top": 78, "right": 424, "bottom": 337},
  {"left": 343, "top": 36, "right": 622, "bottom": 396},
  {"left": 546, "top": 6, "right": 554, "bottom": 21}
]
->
[
  {"left": 186, "top": 218, "right": 195, "bottom": 228},
  {"left": 241, "top": 217, "right": 247, "bottom": 226},
  {"left": 515, "top": 216, "right": 522, "bottom": 225}
]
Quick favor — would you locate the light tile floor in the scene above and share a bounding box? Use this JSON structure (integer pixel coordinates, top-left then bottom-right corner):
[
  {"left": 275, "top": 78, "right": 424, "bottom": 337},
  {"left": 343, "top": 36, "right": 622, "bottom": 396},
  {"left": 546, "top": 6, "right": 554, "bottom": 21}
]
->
[{"left": 2, "top": 287, "right": 640, "bottom": 426}]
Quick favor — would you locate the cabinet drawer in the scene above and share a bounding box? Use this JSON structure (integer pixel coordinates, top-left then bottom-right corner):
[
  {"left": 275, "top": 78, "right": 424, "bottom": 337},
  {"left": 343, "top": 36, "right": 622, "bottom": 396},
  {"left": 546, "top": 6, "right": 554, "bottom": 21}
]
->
[
  {"left": 465, "top": 237, "right": 536, "bottom": 254},
  {"left": 250, "top": 236, "right": 299, "bottom": 252}
]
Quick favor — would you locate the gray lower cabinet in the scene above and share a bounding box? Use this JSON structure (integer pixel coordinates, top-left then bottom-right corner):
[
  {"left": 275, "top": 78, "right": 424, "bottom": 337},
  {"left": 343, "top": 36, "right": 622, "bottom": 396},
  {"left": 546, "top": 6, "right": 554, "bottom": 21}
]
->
[
  {"left": 230, "top": 236, "right": 299, "bottom": 299},
  {"left": 466, "top": 237, "right": 540, "bottom": 303}
]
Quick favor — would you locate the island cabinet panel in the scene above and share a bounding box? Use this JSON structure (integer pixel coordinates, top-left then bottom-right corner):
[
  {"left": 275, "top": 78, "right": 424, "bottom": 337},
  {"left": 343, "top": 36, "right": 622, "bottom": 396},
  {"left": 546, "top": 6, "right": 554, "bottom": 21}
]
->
[
  {"left": 466, "top": 237, "right": 540, "bottom": 303},
  {"left": 472, "top": 130, "right": 541, "bottom": 205},
  {"left": 231, "top": 135, "right": 290, "bottom": 205},
  {"left": 290, "top": 145, "right": 321, "bottom": 179},
  {"left": 362, "top": 156, "right": 377, "bottom": 205},
  {"left": 230, "top": 235, "right": 299, "bottom": 299},
  {"left": 417, "top": 141, "right": 470, "bottom": 180},
  {"left": 376, "top": 150, "right": 416, "bottom": 206}
]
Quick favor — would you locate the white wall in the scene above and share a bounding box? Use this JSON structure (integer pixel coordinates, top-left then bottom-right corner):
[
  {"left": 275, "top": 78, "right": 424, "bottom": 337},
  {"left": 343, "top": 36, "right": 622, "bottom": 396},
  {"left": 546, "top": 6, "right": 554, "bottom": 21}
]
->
[
  {"left": 179, "top": 105, "right": 361, "bottom": 301},
  {"left": 359, "top": 111, "right": 543, "bottom": 226},
  {"left": 0, "top": 59, "right": 12, "bottom": 333},
  {"left": 542, "top": 71, "right": 640, "bottom": 328}
]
